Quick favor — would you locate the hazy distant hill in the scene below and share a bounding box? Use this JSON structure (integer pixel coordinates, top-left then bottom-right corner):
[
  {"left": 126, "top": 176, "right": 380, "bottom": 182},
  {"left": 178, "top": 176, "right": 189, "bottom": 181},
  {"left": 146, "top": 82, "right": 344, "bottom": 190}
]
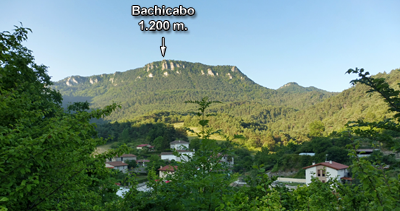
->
[
  {"left": 52, "top": 60, "right": 336, "bottom": 121},
  {"left": 277, "top": 82, "right": 334, "bottom": 94},
  {"left": 266, "top": 69, "right": 400, "bottom": 135}
]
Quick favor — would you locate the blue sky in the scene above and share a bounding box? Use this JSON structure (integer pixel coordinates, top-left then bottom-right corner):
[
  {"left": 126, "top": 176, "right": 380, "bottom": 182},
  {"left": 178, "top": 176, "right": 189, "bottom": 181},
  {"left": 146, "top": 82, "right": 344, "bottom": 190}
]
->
[{"left": 1, "top": 0, "right": 399, "bottom": 92}]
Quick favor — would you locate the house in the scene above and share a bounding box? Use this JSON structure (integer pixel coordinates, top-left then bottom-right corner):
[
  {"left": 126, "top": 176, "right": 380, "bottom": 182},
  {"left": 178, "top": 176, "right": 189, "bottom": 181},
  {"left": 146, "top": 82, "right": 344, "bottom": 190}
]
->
[
  {"left": 137, "top": 144, "right": 152, "bottom": 150},
  {"left": 303, "top": 161, "right": 349, "bottom": 185},
  {"left": 170, "top": 140, "right": 189, "bottom": 150},
  {"left": 106, "top": 161, "right": 129, "bottom": 173},
  {"left": 219, "top": 154, "right": 234, "bottom": 167},
  {"left": 158, "top": 165, "right": 178, "bottom": 178},
  {"left": 148, "top": 145, "right": 155, "bottom": 151},
  {"left": 105, "top": 163, "right": 114, "bottom": 169},
  {"left": 160, "top": 150, "right": 194, "bottom": 162},
  {"left": 160, "top": 152, "right": 176, "bottom": 161},
  {"left": 299, "top": 153, "right": 315, "bottom": 156},
  {"left": 111, "top": 154, "right": 137, "bottom": 162},
  {"left": 356, "top": 149, "right": 378, "bottom": 157},
  {"left": 136, "top": 159, "right": 150, "bottom": 167}
]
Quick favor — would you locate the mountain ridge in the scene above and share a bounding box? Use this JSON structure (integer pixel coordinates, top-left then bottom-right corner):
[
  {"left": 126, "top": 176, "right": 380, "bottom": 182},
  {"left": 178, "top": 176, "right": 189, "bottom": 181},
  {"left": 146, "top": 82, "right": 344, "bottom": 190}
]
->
[
  {"left": 52, "top": 60, "right": 337, "bottom": 121},
  {"left": 54, "top": 60, "right": 332, "bottom": 93},
  {"left": 52, "top": 60, "right": 400, "bottom": 141}
]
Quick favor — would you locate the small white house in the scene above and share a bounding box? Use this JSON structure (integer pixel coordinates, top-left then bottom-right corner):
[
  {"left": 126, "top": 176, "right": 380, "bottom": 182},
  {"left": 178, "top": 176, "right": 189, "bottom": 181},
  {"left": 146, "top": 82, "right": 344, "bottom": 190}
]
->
[
  {"left": 136, "top": 159, "right": 150, "bottom": 167},
  {"left": 158, "top": 165, "right": 177, "bottom": 178},
  {"left": 299, "top": 153, "right": 315, "bottom": 156},
  {"left": 106, "top": 161, "right": 129, "bottom": 173},
  {"left": 303, "top": 161, "right": 349, "bottom": 185},
  {"left": 137, "top": 144, "right": 152, "bottom": 150},
  {"left": 105, "top": 163, "right": 114, "bottom": 169},
  {"left": 219, "top": 154, "right": 234, "bottom": 167},
  {"left": 356, "top": 149, "right": 378, "bottom": 157},
  {"left": 160, "top": 150, "right": 194, "bottom": 162},
  {"left": 170, "top": 140, "right": 189, "bottom": 150},
  {"left": 112, "top": 154, "right": 137, "bottom": 162},
  {"left": 160, "top": 152, "right": 177, "bottom": 161}
]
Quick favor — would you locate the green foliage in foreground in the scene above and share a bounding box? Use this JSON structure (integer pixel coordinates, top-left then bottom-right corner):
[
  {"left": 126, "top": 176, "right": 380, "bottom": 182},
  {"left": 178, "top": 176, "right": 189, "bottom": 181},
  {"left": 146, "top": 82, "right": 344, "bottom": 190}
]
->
[{"left": 0, "top": 25, "right": 130, "bottom": 210}]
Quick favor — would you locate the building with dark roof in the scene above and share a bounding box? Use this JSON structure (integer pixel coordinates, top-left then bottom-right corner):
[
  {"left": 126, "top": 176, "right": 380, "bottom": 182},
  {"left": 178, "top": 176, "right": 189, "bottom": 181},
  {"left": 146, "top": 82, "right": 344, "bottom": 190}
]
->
[
  {"left": 109, "top": 154, "right": 137, "bottom": 162},
  {"left": 106, "top": 161, "right": 129, "bottom": 173},
  {"left": 136, "top": 159, "right": 150, "bottom": 167}
]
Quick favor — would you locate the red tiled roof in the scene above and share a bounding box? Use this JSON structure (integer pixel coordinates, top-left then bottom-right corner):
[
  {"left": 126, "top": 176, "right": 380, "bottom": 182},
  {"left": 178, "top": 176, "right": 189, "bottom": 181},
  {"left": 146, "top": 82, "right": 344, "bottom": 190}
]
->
[
  {"left": 136, "top": 159, "right": 150, "bottom": 162},
  {"left": 106, "top": 161, "right": 128, "bottom": 167},
  {"left": 341, "top": 177, "right": 353, "bottom": 181},
  {"left": 303, "top": 161, "right": 349, "bottom": 170},
  {"left": 105, "top": 163, "right": 114, "bottom": 169},
  {"left": 158, "top": 165, "right": 178, "bottom": 172},
  {"left": 137, "top": 144, "right": 150, "bottom": 147},
  {"left": 155, "top": 179, "right": 171, "bottom": 183}
]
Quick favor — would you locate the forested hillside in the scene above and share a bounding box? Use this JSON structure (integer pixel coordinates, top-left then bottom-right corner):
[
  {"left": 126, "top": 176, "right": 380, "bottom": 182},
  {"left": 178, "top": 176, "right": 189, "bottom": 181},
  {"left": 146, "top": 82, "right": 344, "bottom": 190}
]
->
[
  {"left": 52, "top": 61, "right": 400, "bottom": 149},
  {"left": 52, "top": 60, "right": 336, "bottom": 122},
  {"left": 182, "top": 69, "right": 400, "bottom": 148}
]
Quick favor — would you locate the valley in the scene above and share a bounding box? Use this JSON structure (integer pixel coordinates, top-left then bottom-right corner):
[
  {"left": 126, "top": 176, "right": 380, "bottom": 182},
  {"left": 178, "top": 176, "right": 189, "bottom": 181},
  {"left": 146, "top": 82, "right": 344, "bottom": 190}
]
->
[{"left": 79, "top": 60, "right": 400, "bottom": 179}]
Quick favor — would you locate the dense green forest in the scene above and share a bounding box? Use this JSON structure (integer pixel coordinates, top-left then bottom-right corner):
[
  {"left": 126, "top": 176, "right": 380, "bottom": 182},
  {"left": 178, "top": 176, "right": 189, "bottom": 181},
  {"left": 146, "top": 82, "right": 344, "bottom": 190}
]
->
[
  {"left": 97, "top": 119, "right": 188, "bottom": 151},
  {"left": 53, "top": 60, "right": 400, "bottom": 151},
  {"left": 52, "top": 60, "right": 337, "bottom": 122}
]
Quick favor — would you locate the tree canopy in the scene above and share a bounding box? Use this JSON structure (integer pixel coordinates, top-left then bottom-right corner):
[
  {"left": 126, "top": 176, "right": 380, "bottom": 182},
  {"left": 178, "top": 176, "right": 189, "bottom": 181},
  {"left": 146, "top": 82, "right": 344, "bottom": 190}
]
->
[{"left": 0, "top": 25, "right": 127, "bottom": 210}]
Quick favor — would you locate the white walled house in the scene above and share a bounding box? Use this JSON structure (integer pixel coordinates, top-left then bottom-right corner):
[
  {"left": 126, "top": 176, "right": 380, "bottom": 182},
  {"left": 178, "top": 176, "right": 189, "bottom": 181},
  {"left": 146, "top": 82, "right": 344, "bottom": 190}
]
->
[
  {"left": 119, "top": 154, "right": 136, "bottom": 162},
  {"left": 106, "top": 161, "right": 129, "bottom": 173},
  {"left": 219, "top": 154, "right": 234, "bottom": 167},
  {"left": 136, "top": 159, "right": 150, "bottom": 167},
  {"left": 160, "top": 150, "right": 194, "bottom": 162},
  {"left": 161, "top": 152, "right": 177, "bottom": 161},
  {"left": 105, "top": 163, "right": 114, "bottom": 169},
  {"left": 112, "top": 154, "right": 137, "bottom": 162},
  {"left": 158, "top": 165, "right": 178, "bottom": 178},
  {"left": 137, "top": 144, "right": 152, "bottom": 150},
  {"left": 170, "top": 140, "right": 189, "bottom": 150},
  {"left": 356, "top": 149, "right": 378, "bottom": 157},
  {"left": 179, "top": 150, "right": 195, "bottom": 162},
  {"left": 303, "top": 161, "right": 349, "bottom": 185},
  {"left": 299, "top": 153, "right": 315, "bottom": 156}
]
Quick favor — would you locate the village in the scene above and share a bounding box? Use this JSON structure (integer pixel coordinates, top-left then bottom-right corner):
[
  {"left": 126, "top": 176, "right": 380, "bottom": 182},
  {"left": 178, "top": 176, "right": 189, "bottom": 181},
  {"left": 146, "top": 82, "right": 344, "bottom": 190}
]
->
[{"left": 104, "top": 139, "right": 383, "bottom": 196}]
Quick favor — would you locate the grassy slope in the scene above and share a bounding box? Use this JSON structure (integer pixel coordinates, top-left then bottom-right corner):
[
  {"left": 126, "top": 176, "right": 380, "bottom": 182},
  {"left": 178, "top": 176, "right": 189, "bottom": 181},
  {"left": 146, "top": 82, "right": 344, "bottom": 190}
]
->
[
  {"left": 95, "top": 143, "right": 113, "bottom": 155},
  {"left": 172, "top": 122, "right": 226, "bottom": 141}
]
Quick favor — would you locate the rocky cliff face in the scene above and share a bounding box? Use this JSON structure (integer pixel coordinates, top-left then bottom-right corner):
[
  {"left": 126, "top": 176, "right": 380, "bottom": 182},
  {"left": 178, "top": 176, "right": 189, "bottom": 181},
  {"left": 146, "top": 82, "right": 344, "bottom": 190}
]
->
[
  {"left": 279, "top": 82, "right": 299, "bottom": 89},
  {"left": 55, "top": 60, "right": 250, "bottom": 87}
]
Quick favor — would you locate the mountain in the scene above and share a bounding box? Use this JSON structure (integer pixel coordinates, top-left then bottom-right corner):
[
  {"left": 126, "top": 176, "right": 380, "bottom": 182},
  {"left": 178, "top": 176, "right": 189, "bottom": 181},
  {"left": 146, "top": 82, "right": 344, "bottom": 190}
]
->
[
  {"left": 277, "top": 82, "right": 334, "bottom": 94},
  {"left": 52, "top": 60, "right": 336, "bottom": 121},
  {"left": 52, "top": 60, "right": 400, "bottom": 146},
  {"left": 267, "top": 69, "right": 400, "bottom": 135}
]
